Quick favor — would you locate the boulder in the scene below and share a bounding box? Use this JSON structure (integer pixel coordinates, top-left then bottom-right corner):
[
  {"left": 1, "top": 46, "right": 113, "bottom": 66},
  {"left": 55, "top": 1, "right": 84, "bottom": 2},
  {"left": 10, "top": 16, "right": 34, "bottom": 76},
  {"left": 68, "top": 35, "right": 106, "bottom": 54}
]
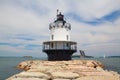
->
[
  {"left": 96, "top": 66, "right": 104, "bottom": 71},
  {"left": 17, "top": 62, "right": 28, "bottom": 69},
  {"left": 74, "top": 75, "right": 119, "bottom": 80},
  {"left": 17, "top": 62, "right": 31, "bottom": 71},
  {"left": 86, "top": 60, "right": 104, "bottom": 68},
  {"left": 51, "top": 71, "right": 79, "bottom": 79},
  {"left": 86, "top": 61, "right": 96, "bottom": 68}
]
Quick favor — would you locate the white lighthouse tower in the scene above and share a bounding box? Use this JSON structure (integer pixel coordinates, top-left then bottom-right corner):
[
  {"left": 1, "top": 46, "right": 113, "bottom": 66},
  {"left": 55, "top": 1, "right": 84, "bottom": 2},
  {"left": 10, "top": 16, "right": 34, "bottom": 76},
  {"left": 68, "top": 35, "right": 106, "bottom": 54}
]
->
[{"left": 43, "top": 11, "right": 77, "bottom": 61}]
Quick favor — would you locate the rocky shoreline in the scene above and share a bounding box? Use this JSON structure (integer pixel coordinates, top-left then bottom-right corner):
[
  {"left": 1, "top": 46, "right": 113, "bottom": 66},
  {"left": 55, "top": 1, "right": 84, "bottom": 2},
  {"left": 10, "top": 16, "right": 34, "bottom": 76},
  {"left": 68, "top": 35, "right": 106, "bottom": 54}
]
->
[{"left": 7, "top": 60, "right": 120, "bottom": 80}]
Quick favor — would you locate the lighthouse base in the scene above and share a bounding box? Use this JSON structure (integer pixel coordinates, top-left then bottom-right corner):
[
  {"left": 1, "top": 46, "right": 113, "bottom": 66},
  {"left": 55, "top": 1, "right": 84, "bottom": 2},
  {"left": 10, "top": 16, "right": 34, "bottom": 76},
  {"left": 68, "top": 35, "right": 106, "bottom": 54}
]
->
[{"left": 43, "top": 50, "right": 76, "bottom": 61}]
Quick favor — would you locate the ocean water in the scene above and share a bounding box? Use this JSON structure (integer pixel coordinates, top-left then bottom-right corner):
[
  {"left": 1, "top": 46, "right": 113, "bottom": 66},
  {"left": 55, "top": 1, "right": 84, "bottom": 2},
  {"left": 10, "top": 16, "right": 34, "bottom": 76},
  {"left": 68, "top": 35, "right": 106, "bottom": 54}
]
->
[
  {"left": 0, "top": 57, "right": 120, "bottom": 80},
  {"left": 0, "top": 57, "right": 46, "bottom": 80}
]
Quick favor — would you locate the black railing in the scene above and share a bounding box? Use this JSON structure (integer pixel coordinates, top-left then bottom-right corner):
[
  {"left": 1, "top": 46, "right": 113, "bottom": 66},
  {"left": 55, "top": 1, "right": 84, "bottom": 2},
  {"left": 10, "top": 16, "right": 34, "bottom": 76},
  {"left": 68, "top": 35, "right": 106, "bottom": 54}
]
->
[{"left": 43, "top": 44, "right": 77, "bottom": 51}]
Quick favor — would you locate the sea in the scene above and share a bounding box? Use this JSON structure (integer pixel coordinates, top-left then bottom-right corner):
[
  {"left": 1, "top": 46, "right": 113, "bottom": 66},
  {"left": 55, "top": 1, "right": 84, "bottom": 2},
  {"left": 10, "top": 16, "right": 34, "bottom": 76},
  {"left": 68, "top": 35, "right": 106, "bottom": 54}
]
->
[{"left": 0, "top": 57, "right": 120, "bottom": 80}]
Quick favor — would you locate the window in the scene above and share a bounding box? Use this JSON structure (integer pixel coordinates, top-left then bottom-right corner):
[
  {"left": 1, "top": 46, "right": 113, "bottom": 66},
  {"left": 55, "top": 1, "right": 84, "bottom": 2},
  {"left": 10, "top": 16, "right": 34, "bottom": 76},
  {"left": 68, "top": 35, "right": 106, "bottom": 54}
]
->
[
  {"left": 51, "top": 43, "right": 53, "bottom": 48},
  {"left": 66, "top": 43, "right": 70, "bottom": 49},
  {"left": 66, "top": 35, "right": 68, "bottom": 40},
  {"left": 51, "top": 35, "right": 54, "bottom": 40},
  {"left": 66, "top": 43, "right": 69, "bottom": 47}
]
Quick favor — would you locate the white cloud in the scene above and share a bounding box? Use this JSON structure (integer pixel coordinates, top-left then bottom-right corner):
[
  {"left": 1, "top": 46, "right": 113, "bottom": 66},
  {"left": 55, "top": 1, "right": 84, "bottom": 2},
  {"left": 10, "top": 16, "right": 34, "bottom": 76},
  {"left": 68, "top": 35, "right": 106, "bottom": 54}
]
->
[
  {"left": 70, "top": 17, "right": 120, "bottom": 56},
  {"left": 0, "top": 4, "right": 48, "bottom": 34},
  {"left": 66, "top": 0, "right": 120, "bottom": 20}
]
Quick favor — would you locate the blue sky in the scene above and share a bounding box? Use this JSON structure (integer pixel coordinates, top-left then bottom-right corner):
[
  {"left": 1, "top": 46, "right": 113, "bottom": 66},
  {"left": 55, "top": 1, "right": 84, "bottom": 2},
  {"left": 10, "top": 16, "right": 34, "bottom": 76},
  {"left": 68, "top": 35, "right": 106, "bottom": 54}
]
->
[{"left": 0, "top": 0, "right": 120, "bottom": 57}]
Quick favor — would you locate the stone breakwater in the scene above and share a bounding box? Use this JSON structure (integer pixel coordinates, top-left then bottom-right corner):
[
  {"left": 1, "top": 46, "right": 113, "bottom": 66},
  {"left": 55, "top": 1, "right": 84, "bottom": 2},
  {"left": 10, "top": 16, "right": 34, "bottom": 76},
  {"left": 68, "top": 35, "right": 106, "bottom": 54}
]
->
[{"left": 7, "top": 60, "right": 120, "bottom": 80}]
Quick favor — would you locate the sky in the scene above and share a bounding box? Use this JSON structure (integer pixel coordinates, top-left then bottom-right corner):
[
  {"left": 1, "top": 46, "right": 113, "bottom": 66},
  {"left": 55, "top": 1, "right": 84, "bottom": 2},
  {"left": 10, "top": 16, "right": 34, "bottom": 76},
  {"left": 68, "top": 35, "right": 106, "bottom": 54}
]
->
[{"left": 0, "top": 0, "right": 120, "bottom": 57}]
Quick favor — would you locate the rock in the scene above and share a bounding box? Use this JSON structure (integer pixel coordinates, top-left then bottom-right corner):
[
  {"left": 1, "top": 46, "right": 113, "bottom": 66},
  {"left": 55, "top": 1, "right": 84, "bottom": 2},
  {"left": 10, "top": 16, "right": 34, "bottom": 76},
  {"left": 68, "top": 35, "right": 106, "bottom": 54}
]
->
[
  {"left": 96, "top": 66, "right": 104, "bottom": 71},
  {"left": 86, "top": 61, "right": 96, "bottom": 68},
  {"left": 74, "top": 76, "right": 119, "bottom": 80},
  {"left": 51, "top": 71, "right": 79, "bottom": 79},
  {"left": 17, "top": 62, "right": 28, "bottom": 69},
  {"left": 17, "top": 62, "right": 31, "bottom": 71},
  {"left": 53, "top": 79, "right": 70, "bottom": 80},
  {"left": 7, "top": 71, "right": 50, "bottom": 80},
  {"left": 7, "top": 60, "right": 120, "bottom": 80},
  {"left": 86, "top": 60, "right": 104, "bottom": 68},
  {"left": 7, "top": 78, "right": 46, "bottom": 80},
  {"left": 96, "top": 61, "right": 104, "bottom": 68}
]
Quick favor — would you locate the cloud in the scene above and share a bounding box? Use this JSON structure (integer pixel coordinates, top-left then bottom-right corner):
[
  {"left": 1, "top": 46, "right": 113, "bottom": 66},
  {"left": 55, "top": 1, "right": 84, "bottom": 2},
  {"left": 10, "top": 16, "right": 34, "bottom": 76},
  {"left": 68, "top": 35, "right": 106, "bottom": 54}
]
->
[
  {"left": 0, "top": 0, "right": 120, "bottom": 57},
  {"left": 0, "top": 4, "right": 47, "bottom": 34},
  {"left": 0, "top": 45, "right": 45, "bottom": 57},
  {"left": 66, "top": 0, "right": 120, "bottom": 20},
  {"left": 70, "top": 17, "right": 120, "bottom": 56}
]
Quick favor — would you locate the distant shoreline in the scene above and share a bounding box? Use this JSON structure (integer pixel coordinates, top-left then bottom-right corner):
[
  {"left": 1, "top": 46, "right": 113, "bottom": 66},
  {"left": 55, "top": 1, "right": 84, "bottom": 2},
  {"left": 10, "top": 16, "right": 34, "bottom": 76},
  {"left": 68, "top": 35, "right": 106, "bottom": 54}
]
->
[
  {"left": 99, "top": 56, "right": 120, "bottom": 58},
  {"left": 72, "top": 55, "right": 120, "bottom": 58},
  {"left": 0, "top": 56, "right": 120, "bottom": 58}
]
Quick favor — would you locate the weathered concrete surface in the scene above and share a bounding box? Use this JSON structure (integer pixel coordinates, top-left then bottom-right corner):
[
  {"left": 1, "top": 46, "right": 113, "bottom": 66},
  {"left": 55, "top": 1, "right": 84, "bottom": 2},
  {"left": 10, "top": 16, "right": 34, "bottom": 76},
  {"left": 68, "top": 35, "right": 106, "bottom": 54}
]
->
[{"left": 7, "top": 60, "right": 120, "bottom": 80}]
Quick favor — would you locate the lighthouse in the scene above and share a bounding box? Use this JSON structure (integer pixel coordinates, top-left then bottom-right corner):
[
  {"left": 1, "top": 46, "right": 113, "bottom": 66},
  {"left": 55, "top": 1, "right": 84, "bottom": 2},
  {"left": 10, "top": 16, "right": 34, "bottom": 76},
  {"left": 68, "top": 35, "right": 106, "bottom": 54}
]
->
[{"left": 43, "top": 11, "right": 77, "bottom": 61}]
